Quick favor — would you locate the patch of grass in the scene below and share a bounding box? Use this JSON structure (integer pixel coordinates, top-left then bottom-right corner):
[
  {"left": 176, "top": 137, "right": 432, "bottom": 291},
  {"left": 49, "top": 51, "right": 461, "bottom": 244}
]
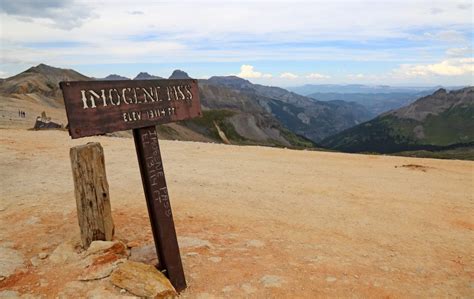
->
[
  {"left": 395, "top": 146, "right": 474, "bottom": 160},
  {"left": 279, "top": 128, "right": 316, "bottom": 148},
  {"left": 156, "top": 124, "right": 179, "bottom": 138},
  {"left": 422, "top": 106, "right": 474, "bottom": 145},
  {"left": 181, "top": 109, "right": 248, "bottom": 143}
]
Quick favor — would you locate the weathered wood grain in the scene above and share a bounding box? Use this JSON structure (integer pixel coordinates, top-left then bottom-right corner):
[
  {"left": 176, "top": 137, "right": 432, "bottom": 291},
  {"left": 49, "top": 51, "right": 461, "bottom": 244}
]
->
[
  {"left": 70, "top": 142, "right": 114, "bottom": 248},
  {"left": 60, "top": 79, "right": 201, "bottom": 138}
]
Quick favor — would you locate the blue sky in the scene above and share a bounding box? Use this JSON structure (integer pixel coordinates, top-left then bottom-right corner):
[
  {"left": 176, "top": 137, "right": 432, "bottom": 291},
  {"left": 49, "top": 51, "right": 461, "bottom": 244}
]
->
[{"left": 0, "top": 0, "right": 472, "bottom": 87}]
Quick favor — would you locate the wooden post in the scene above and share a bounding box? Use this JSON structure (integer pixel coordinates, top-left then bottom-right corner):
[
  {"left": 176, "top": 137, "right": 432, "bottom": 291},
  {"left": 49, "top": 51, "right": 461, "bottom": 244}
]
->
[{"left": 70, "top": 142, "right": 114, "bottom": 248}]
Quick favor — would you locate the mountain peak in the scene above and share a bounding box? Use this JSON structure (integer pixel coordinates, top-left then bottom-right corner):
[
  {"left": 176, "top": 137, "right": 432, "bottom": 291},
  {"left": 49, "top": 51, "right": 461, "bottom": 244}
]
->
[
  {"left": 103, "top": 74, "right": 130, "bottom": 81},
  {"left": 0, "top": 63, "right": 89, "bottom": 98},
  {"left": 433, "top": 88, "right": 447, "bottom": 95},
  {"left": 208, "top": 76, "right": 253, "bottom": 89},
  {"left": 26, "top": 63, "right": 67, "bottom": 75},
  {"left": 134, "top": 72, "right": 163, "bottom": 80},
  {"left": 169, "top": 70, "right": 191, "bottom": 79}
]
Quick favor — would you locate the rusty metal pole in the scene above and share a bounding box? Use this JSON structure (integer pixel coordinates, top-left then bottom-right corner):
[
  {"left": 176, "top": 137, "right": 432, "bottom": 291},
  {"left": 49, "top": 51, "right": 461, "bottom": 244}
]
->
[{"left": 133, "top": 126, "right": 186, "bottom": 292}]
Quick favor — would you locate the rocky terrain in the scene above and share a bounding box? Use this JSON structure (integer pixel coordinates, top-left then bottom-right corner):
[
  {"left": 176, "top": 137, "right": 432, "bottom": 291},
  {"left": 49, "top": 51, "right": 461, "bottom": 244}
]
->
[
  {"left": 0, "top": 64, "right": 314, "bottom": 148},
  {"left": 0, "top": 129, "right": 473, "bottom": 298},
  {"left": 207, "top": 76, "right": 373, "bottom": 141}
]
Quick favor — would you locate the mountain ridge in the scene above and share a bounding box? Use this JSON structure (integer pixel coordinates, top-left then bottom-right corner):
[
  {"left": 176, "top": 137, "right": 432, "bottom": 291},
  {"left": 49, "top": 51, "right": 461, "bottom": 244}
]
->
[
  {"left": 320, "top": 87, "right": 474, "bottom": 155},
  {"left": 0, "top": 64, "right": 314, "bottom": 148},
  {"left": 207, "top": 76, "right": 374, "bottom": 141}
]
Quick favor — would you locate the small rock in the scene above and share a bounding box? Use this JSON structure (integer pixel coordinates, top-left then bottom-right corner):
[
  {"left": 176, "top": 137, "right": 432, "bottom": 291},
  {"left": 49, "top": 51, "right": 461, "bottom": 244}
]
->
[
  {"left": 126, "top": 240, "right": 140, "bottom": 248},
  {"left": 25, "top": 216, "right": 40, "bottom": 225},
  {"left": 78, "top": 259, "right": 125, "bottom": 281},
  {"left": 49, "top": 241, "right": 79, "bottom": 264},
  {"left": 38, "top": 252, "right": 49, "bottom": 259},
  {"left": 110, "top": 261, "right": 177, "bottom": 298},
  {"left": 354, "top": 274, "right": 359, "bottom": 279},
  {"left": 186, "top": 252, "right": 199, "bottom": 257},
  {"left": 208, "top": 256, "right": 222, "bottom": 263},
  {"left": 222, "top": 285, "right": 234, "bottom": 293},
  {"left": 241, "top": 283, "right": 256, "bottom": 294},
  {"left": 0, "top": 290, "right": 20, "bottom": 298},
  {"left": 129, "top": 244, "right": 157, "bottom": 264},
  {"left": 0, "top": 276, "right": 5, "bottom": 281},
  {"left": 59, "top": 281, "right": 84, "bottom": 297},
  {"left": 305, "top": 256, "right": 323, "bottom": 263},
  {"left": 246, "top": 240, "right": 265, "bottom": 248},
  {"left": 0, "top": 246, "right": 24, "bottom": 277},
  {"left": 39, "top": 279, "right": 48, "bottom": 287},
  {"left": 85, "top": 241, "right": 126, "bottom": 257},
  {"left": 30, "top": 257, "right": 40, "bottom": 267},
  {"left": 178, "top": 236, "right": 212, "bottom": 249},
  {"left": 87, "top": 286, "right": 122, "bottom": 298},
  {"left": 196, "top": 293, "right": 218, "bottom": 299},
  {"left": 326, "top": 276, "right": 337, "bottom": 283},
  {"left": 260, "top": 275, "right": 284, "bottom": 288}
]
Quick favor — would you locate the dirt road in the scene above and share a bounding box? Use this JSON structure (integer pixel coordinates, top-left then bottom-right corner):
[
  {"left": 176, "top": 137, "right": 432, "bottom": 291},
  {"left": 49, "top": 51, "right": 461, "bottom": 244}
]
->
[{"left": 0, "top": 129, "right": 473, "bottom": 298}]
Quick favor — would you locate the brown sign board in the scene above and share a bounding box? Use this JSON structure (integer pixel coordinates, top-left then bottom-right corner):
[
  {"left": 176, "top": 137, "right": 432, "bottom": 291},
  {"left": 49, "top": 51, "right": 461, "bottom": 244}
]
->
[
  {"left": 60, "top": 79, "right": 201, "bottom": 138},
  {"left": 60, "top": 79, "right": 201, "bottom": 292}
]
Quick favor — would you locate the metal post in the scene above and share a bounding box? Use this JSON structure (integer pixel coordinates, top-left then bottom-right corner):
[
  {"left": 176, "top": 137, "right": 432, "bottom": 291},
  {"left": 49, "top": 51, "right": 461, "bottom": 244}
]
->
[{"left": 133, "top": 126, "right": 186, "bottom": 292}]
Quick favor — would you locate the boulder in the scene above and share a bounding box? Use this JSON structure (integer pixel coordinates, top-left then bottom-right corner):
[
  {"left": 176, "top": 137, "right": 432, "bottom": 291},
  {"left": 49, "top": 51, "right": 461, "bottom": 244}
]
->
[
  {"left": 110, "top": 261, "right": 177, "bottom": 298},
  {"left": 49, "top": 240, "right": 80, "bottom": 264}
]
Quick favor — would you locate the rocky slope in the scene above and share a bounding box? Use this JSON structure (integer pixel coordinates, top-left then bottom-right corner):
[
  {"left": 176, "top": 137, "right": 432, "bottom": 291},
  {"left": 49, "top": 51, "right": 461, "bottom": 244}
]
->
[
  {"left": 0, "top": 64, "right": 313, "bottom": 148},
  {"left": 320, "top": 87, "right": 474, "bottom": 155},
  {"left": 207, "top": 76, "right": 373, "bottom": 141},
  {"left": 0, "top": 64, "right": 89, "bottom": 105}
]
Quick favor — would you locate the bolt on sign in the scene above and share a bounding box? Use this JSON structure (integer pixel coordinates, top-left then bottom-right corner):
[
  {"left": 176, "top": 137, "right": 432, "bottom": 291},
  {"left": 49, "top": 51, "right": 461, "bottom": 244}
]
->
[{"left": 60, "top": 79, "right": 202, "bottom": 292}]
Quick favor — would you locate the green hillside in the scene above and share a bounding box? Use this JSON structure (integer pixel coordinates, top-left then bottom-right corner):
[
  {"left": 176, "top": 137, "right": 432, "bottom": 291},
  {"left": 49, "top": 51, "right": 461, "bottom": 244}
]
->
[{"left": 320, "top": 87, "right": 474, "bottom": 156}]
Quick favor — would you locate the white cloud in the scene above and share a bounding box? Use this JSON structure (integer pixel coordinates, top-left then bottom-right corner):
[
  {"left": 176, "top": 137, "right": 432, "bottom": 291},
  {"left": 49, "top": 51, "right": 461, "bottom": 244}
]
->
[
  {"left": 280, "top": 72, "right": 298, "bottom": 79},
  {"left": 395, "top": 58, "right": 473, "bottom": 77},
  {"left": 236, "top": 65, "right": 272, "bottom": 78},
  {"left": 422, "top": 30, "right": 466, "bottom": 42},
  {"left": 0, "top": 0, "right": 472, "bottom": 85},
  {"left": 306, "top": 73, "right": 330, "bottom": 79},
  {"left": 446, "top": 47, "right": 472, "bottom": 57},
  {"left": 348, "top": 73, "right": 366, "bottom": 79}
]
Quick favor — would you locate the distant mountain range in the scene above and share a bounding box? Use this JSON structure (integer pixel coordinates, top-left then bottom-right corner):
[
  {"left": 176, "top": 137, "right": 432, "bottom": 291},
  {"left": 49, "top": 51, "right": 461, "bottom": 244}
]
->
[
  {"left": 321, "top": 87, "right": 474, "bottom": 158},
  {"left": 306, "top": 91, "right": 434, "bottom": 115},
  {"left": 206, "top": 76, "right": 373, "bottom": 141},
  {"left": 98, "top": 69, "right": 189, "bottom": 81},
  {"left": 288, "top": 84, "right": 458, "bottom": 95},
  {"left": 288, "top": 84, "right": 468, "bottom": 115},
  {"left": 1, "top": 64, "right": 472, "bottom": 159}
]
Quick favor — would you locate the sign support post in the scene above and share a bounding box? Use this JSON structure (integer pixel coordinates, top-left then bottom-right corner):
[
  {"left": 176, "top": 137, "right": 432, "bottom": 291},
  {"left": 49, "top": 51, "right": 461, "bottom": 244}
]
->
[
  {"left": 60, "top": 79, "right": 202, "bottom": 292},
  {"left": 133, "top": 126, "right": 186, "bottom": 291}
]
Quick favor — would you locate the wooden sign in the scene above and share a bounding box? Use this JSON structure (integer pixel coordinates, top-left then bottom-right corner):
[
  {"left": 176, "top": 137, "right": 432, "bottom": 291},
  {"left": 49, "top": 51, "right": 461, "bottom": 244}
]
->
[
  {"left": 60, "top": 79, "right": 201, "bottom": 139},
  {"left": 60, "top": 79, "right": 201, "bottom": 292}
]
